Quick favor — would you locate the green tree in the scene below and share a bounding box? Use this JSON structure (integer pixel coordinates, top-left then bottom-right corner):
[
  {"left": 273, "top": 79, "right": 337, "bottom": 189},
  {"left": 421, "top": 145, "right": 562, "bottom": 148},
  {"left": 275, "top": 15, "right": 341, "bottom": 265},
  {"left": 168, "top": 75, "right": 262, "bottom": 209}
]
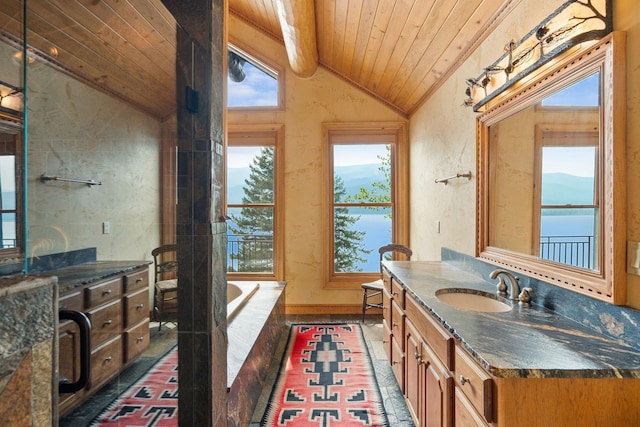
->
[
  {"left": 347, "top": 145, "right": 391, "bottom": 206},
  {"left": 334, "top": 175, "right": 370, "bottom": 272},
  {"left": 228, "top": 147, "right": 274, "bottom": 272}
]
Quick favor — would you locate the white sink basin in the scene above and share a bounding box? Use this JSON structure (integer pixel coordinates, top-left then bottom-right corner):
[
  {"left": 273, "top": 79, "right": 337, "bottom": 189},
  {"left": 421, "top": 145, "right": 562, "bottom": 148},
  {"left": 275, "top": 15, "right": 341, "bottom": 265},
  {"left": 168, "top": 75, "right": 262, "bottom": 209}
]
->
[{"left": 435, "top": 288, "right": 513, "bottom": 312}]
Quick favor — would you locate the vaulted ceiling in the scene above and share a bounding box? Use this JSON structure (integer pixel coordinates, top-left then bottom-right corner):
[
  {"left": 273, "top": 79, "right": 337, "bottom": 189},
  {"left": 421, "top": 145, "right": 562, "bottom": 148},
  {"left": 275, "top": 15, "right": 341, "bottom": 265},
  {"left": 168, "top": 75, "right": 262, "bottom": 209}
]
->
[{"left": 0, "top": 0, "right": 516, "bottom": 120}]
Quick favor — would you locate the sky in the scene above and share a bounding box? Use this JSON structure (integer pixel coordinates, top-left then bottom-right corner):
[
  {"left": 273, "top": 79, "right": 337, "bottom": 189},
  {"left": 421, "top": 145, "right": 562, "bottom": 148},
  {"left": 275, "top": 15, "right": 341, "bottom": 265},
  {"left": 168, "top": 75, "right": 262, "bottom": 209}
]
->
[
  {"left": 542, "top": 146, "right": 596, "bottom": 177},
  {"left": 333, "top": 144, "right": 388, "bottom": 167},
  {"left": 542, "top": 72, "right": 599, "bottom": 107},
  {"left": 0, "top": 157, "right": 15, "bottom": 192},
  {"left": 227, "top": 60, "right": 277, "bottom": 108}
]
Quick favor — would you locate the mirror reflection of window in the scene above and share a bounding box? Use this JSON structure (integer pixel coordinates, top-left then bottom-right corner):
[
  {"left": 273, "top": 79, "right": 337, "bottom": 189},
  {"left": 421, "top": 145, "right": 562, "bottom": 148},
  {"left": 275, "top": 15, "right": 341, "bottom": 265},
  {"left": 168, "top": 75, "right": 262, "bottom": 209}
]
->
[
  {"left": 0, "top": 128, "right": 19, "bottom": 253},
  {"left": 539, "top": 145, "right": 598, "bottom": 269},
  {"left": 540, "top": 72, "right": 600, "bottom": 107},
  {"left": 535, "top": 70, "right": 601, "bottom": 270},
  {"left": 0, "top": 153, "right": 17, "bottom": 249}
]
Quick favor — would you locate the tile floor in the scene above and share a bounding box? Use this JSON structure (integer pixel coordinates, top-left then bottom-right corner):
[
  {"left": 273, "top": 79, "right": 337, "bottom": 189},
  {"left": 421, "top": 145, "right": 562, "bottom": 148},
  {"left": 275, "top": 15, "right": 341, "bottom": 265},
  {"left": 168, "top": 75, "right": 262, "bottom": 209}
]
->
[{"left": 250, "top": 314, "right": 415, "bottom": 426}]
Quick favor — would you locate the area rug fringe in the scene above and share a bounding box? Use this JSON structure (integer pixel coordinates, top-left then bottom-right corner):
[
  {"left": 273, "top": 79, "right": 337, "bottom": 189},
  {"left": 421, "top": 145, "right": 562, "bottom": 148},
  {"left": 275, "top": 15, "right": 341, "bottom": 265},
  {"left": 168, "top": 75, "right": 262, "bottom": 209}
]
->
[{"left": 261, "top": 323, "right": 389, "bottom": 427}]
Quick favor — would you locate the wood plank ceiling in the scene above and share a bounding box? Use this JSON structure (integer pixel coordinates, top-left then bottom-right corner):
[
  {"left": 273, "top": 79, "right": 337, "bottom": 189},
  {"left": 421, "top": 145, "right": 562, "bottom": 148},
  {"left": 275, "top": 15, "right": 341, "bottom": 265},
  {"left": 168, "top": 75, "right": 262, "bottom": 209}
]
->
[{"left": 0, "top": 0, "right": 516, "bottom": 119}]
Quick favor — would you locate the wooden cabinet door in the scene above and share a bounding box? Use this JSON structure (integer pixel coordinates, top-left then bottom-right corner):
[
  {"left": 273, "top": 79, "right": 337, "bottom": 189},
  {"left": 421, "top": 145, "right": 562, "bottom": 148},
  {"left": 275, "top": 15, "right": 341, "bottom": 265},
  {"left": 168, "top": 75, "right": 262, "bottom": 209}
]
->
[
  {"left": 405, "top": 319, "right": 422, "bottom": 425},
  {"left": 59, "top": 319, "right": 83, "bottom": 410},
  {"left": 391, "top": 334, "right": 405, "bottom": 392},
  {"left": 422, "top": 340, "right": 453, "bottom": 427},
  {"left": 454, "top": 388, "right": 488, "bottom": 427}
]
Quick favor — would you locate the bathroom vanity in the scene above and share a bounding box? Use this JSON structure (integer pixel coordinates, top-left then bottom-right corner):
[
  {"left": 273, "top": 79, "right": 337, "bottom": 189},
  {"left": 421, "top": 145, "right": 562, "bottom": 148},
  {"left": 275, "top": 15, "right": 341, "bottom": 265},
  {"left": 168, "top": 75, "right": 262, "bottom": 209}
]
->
[
  {"left": 54, "top": 261, "right": 151, "bottom": 416},
  {"left": 382, "top": 260, "right": 640, "bottom": 427}
]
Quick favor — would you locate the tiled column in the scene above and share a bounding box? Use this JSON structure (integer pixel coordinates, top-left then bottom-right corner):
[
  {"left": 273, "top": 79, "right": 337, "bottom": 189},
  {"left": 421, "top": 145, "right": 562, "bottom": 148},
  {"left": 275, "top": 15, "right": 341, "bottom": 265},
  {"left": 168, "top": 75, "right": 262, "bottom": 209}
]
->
[{"left": 161, "top": 1, "right": 228, "bottom": 426}]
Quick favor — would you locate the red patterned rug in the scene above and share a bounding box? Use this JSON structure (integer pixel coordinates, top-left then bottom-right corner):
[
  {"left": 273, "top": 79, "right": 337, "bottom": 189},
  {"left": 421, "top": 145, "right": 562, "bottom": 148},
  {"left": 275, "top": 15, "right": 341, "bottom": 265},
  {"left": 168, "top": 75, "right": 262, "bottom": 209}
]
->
[
  {"left": 261, "top": 323, "right": 389, "bottom": 426},
  {"left": 91, "top": 347, "right": 178, "bottom": 426}
]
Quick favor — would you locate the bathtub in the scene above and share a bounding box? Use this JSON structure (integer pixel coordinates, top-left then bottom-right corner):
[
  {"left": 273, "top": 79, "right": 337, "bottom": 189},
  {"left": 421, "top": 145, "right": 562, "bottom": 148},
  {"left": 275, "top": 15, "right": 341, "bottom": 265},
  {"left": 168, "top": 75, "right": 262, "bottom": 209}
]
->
[{"left": 227, "top": 282, "right": 260, "bottom": 320}]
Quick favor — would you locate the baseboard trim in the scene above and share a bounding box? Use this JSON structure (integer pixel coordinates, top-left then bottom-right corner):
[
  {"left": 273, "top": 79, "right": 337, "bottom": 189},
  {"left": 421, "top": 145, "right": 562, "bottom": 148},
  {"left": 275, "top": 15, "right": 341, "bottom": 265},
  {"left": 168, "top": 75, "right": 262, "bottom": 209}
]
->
[{"left": 285, "top": 304, "right": 382, "bottom": 315}]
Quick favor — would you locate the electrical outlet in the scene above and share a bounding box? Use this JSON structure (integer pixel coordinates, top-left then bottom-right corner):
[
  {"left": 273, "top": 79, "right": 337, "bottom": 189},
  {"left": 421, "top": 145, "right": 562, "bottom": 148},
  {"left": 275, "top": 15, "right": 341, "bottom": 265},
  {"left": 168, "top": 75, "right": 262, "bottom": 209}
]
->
[{"left": 102, "top": 221, "right": 110, "bottom": 234}]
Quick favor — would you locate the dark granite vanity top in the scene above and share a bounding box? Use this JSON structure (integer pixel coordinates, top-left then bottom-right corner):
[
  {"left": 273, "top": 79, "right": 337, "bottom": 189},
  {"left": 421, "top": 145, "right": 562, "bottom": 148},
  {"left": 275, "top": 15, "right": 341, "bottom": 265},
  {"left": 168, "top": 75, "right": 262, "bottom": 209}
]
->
[
  {"left": 382, "top": 260, "right": 640, "bottom": 379},
  {"left": 43, "top": 261, "right": 151, "bottom": 295}
]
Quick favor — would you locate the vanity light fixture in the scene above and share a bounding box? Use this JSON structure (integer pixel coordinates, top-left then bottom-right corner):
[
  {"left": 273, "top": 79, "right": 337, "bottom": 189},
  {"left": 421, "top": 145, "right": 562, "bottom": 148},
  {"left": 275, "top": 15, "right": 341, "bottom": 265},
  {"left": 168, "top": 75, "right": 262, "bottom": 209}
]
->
[
  {"left": 0, "top": 80, "right": 23, "bottom": 116},
  {"left": 464, "top": 0, "right": 612, "bottom": 112}
]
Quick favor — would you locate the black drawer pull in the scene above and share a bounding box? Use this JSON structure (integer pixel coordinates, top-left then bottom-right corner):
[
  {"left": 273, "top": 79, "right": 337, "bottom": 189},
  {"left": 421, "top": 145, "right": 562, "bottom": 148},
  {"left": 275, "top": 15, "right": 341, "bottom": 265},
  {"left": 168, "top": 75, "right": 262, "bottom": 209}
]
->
[{"left": 102, "top": 289, "right": 112, "bottom": 296}]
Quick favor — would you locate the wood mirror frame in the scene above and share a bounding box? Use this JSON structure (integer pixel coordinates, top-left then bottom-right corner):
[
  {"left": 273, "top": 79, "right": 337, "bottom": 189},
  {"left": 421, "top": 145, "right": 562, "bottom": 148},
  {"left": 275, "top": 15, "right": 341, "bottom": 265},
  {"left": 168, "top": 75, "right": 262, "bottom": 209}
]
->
[{"left": 476, "top": 32, "right": 626, "bottom": 304}]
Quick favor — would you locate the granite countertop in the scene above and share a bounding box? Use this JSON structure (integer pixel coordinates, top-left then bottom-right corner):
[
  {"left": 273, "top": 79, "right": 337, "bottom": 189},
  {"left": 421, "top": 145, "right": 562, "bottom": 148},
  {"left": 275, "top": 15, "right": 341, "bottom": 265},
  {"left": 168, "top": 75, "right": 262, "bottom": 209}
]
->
[
  {"left": 382, "top": 260, "right": 640, "bottom": 379},
  {"left": 43, "top": 260, "right": 151, "bottom": 295}
]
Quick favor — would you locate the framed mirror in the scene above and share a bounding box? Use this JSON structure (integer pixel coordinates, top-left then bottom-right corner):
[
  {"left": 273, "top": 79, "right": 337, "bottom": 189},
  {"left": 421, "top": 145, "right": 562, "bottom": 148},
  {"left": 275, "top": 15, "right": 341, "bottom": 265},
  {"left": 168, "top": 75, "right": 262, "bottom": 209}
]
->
[{"left": 476, "top": 32, "right": 626, "bottom": 304}]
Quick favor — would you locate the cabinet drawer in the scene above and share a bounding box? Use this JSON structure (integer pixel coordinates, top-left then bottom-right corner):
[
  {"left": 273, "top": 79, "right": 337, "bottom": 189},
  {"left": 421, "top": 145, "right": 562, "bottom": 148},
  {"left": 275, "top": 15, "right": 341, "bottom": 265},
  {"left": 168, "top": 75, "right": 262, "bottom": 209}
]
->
[
  {"left": 391, "top": 300, "right": 405, "bottom": 351},
  {"left": 87, "top": 299, "right": 122, "bottom": 347},
  {"left": 455, "top": 346, "right": 493, "bottom": 423},
  {"left": 382, "top": 287, "right": 392, "bottom": 324},
  {"left": 124, "top": 268, "right": 149, "bottom": 293},
  {"left": 390, "top": 277, "right": 405, "bottom": 308},
  {"left": 124, "top": 318, "right": 150, "bottom": 363},
  {"left": 124, "top": 287, "right": 149, "bottom": 327},
  {"left": 59, "top": 290, "right": 83, "bottom": 312},
  {"left": 90, "top": 336, "right": 122, "bottom": 389},
  {"left": 85, "top": 277, "right": 122, "bottom": 308},
  {"left": 382, "top": 269, "right": 392, "bottom": 293},
  {"left": 406, "top": 294, "right": 453, "bottom": 370}
]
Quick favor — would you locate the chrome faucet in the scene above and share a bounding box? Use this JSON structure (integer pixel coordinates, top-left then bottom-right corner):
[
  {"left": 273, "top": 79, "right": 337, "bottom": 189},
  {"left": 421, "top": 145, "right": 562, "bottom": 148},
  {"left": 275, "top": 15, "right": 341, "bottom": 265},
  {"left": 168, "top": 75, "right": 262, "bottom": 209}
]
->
[{"left": 489, "top": 269, "right": 520, "bottom": 300}]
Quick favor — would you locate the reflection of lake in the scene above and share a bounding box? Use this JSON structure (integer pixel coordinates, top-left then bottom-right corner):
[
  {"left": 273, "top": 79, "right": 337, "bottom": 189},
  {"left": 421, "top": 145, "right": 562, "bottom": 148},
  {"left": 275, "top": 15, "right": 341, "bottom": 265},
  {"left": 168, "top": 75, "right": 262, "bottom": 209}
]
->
[{"left": 540, "top": 214, "right": 595, "bottom": 237}]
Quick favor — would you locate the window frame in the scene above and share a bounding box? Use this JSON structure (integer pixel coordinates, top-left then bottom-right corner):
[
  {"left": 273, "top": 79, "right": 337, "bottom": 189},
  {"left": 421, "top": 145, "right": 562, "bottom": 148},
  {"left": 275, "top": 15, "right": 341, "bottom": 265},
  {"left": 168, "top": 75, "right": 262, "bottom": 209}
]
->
[
  {"left": 0, "top": 117, "right": 23, "bottom": 264},
  {"left": 322, "top": 122, "right": 409, "bottom": 289},
  {"left": 225, "top": 123, "right": 284, "bottom": 281},
  {"left": 227, "top": 40, "right": 285, "bottom": 112},
  {"left": 533, "top": 125, "right": 600, "bottom": 267}
]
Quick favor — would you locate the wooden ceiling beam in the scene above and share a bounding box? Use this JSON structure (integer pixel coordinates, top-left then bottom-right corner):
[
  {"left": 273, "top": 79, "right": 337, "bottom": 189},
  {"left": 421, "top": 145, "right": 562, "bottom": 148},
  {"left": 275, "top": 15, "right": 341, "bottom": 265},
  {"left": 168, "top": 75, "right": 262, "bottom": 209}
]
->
[{"left": 275, "top": 0, "right": 318, "bottom": 78}]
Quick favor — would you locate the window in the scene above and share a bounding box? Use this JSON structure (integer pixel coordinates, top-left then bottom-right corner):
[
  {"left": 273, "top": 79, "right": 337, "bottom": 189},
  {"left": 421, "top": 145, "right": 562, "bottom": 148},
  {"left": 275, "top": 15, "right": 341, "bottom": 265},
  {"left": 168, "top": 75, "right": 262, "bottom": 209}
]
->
[
  {"left": 323, "top": 123, "right": 408, "bottom": 287},
  {"left": 226, "top": 125, "right": 283, "bottom": 280},
  {"left": 535, "top": 127, "right": 599, "bottom": 269},
  {"left": 0, "top": 121, "right": 22, "bottom": 260},
  {"left": 227, "top": 44, "right": 283, "bottom": 110}
]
